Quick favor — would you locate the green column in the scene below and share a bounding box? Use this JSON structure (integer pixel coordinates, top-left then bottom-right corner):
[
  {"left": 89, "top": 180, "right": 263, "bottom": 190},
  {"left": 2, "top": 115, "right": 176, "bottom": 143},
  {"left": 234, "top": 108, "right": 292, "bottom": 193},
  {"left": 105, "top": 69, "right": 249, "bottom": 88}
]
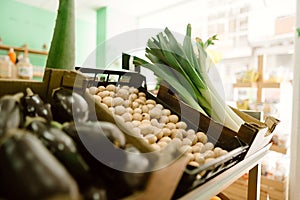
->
[{"left": 96, "top": 7, "right": 106, "bottom": 68}]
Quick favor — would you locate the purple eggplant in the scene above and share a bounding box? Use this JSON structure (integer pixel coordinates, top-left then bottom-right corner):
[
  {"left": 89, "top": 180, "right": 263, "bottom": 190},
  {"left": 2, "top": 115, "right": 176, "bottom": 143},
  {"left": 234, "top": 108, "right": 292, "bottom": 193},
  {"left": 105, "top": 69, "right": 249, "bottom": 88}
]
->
[
  {"left": 26, "top": 119, "right": 92, "bottom": 187},
  {"left": 62, "top": 121, "right": 150, "bottom": 199},
  {"left": 51, "top": 88, "right": 89, "bottom": 123},
  {"left": 0, "top": 93, "right": 25, "bottom": 138},
  {"left": 0, "top": 129, "right": 79, "bottom": 200},
  {"left": 22, "top": 88, "right": 53, "bottom": 122}
]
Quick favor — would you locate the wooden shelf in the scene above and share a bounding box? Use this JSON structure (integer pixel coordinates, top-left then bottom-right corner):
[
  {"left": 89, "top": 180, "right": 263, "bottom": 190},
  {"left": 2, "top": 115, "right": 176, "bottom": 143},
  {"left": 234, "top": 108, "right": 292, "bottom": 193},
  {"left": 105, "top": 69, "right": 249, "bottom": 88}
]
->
[
  {"left": 233, "top": 82, "right": 281, "bottom": 89},
  {"left": 233, "top": 82, "right": 258, "bottom": 88},
  {"left": 0, "top": 44, "right": 48, "bottom": 56},
  {"left": 222, "top": 174, "right": 288, "bottom": 200},
  {"left": 233, "top": 55, "right": 284, "bottom": 103},
  {"left": 261, "top": 82, "right": 281, "bottom": 88}
]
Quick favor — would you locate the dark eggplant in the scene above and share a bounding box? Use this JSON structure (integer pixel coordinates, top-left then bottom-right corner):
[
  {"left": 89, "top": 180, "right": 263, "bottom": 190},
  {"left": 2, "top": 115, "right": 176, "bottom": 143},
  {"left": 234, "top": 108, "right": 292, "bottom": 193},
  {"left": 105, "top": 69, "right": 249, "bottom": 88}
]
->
[
  {"left": 0, "top": 93, "right": 25, "bottom": 138},
  {"left": 22, "top": 88, "right": 53, "bottom": 122},
  {"left": 62, "top": 121, "right": 126, "bottom": 150},
  {"left": 62, "top": 121, "right": 150, "bottom": 199},
  {"left": 0, "top": 129, "right": 79, "bottom": 200},
  {"left": 26, "top": 119, "right": 92, "bottom": 186},
  {"left": 82, "top": 185, "right": 108, "bottom": 200},
  {"left": 51, "top": 88, "right": 89, "bottom": 123}
]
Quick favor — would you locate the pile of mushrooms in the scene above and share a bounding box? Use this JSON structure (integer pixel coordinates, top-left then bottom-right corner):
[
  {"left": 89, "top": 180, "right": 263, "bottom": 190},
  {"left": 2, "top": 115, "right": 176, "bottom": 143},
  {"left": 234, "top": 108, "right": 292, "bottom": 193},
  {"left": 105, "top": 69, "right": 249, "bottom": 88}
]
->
[{"left": 89, "top": 84, "right": 228, "bottom": 167}]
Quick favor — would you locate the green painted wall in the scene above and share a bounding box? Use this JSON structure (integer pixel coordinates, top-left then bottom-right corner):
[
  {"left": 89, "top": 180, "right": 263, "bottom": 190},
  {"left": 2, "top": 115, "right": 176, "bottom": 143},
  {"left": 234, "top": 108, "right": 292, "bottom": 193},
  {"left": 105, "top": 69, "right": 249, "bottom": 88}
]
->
[
  {"left": 76, "top": 18, "right": 97, "bottom": 66},
  {"left": 0, "top": 0, "right": 96, "bottom": 67},
  {"left": 96, "top": 7, "right": 107, "bottom": 68}
]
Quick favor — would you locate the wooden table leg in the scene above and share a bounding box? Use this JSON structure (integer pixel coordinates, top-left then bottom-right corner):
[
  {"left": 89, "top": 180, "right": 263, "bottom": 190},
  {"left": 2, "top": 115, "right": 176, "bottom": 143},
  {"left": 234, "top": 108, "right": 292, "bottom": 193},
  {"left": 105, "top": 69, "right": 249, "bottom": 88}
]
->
[{"left": 247, "top": 163, "right": 261, "bottom": 200}]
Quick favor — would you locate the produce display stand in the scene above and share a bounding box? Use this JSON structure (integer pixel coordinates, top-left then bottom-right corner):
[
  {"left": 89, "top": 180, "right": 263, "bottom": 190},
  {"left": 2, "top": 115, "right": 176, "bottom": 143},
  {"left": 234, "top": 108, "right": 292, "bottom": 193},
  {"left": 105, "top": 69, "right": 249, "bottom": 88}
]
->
[
  {"left": 222, "top": 165, "right": 288, "bottom": 200},
  {"left": 0, "top": 68, "right": 278, "bottom": 199},
  {"left": 76, "top": 67, "right": 278, "bottom": 199}
]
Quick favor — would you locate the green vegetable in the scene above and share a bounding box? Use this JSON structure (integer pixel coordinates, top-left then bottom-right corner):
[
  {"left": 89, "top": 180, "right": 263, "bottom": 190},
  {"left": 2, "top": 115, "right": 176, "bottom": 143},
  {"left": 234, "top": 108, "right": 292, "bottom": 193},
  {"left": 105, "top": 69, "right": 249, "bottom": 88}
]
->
[
  {"left": 133, "top": 24, "right": 244, "bottom": 132},
  {"left": 46, "top": 0, "right": 75, "bottom": 70}
]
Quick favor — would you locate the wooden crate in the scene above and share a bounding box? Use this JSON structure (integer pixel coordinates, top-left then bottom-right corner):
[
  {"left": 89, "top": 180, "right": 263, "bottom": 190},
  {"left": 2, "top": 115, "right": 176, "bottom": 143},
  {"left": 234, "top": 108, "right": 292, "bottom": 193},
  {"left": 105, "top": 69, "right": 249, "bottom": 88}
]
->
[
  {"left": 0, "top": 68, "right": 89, "bottom": 100},
  {"left": 222, "top": 175, "right": 287, "bottom": 200}
]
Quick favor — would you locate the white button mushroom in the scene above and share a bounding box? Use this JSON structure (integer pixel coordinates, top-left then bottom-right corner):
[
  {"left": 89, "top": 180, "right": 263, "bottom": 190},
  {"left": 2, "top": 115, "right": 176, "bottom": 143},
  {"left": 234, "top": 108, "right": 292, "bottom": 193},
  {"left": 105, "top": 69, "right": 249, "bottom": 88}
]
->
[
  {"left": 196, "top": 132, "right": 208, "bottom": 144},
  {"left": 161, "top": 109, "right": 171, "bottom": 116},
  {"left": 116, "top": 88, "right": 129, "bottom": 99},
  {"left": 141, "top": 105, "right": 149, "bottom": 113},
  {"left": 176, "top": 121, "right": 187, "bottom": 129},
  {"left": 98, "top": 90, "right": 110, "bottom": 98},
  {"left": 142, "top": 113, "right": 150, "bottom": 120},
  {"left": 188, "top": 161, "right": 200, "bottom": 167},
  {"left": 162, "top": 128, "right": 172, "bottom": 137},
  {"left": 145, "top": 134, "right": 157, "bottom": 144},
  {"left": 145, "top": 99, "right": 156, "bottom": 105},
  {"left": 182, "top": 138, "right": 193, "bottom": 146},
  {"left": 97, "top": 85, "right": 106, "bottom": 92},
  {"left": 138, "top": 92, "right": 146, "bottom": 97},
  {"left": 169, "top": 115, "right": 179, "bottom": 123},
  {"left": 114, "top": 105, "right": 126, "bottom": 115},
  {"left": 113, "top": 97, "right": 124, "bottom": 106},
  {"left": 102, "top": 96, "right": 113, "bottom": 107},
  {"left": 149, "top": 108, "right": 162, "bottom": 119},
  {"left": 93, "top": 95, "right": 101, "bottom": 102},
  {"left": 121, "top": 112, "right": 133, "bottom": 122},
  {"left": 132, "top": 113, "right": 143, "bottom": 121},
  {"left": 89, "top": 86, "right": 98, "bottom": 95},
  {"left": 159, "top": 136, "right": 172, "bottom": 144},
  {"left": 205, "top": 142, "right": 214, "bottom": 151},
  {"left": 133, "top": 108, "right": 142, "bottom": 114},
  {"left": 159, "top": 115, "right": 169, "bottom": 124}
]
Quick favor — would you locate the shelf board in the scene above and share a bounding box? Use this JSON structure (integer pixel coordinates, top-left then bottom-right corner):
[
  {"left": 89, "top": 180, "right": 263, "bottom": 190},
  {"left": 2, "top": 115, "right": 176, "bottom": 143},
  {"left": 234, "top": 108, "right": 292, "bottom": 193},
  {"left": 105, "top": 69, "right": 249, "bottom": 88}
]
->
[
  {"left": 261, "top": 82, "right": 281, "bottom": 88},
  {"left": 233, "top": 82, "right": 257, "bottom": 88},
  {"left": 0, "top": 44, "right": 48, "bottom": 55},
  {"left": 233, "top": 82, "right": 281, "bottom": 88},
  {"left": 270, "top": 144, "right": 287, "bottom": 154},
  {"left": 28, "top": 49, "right": 48, "bottom": 55}
]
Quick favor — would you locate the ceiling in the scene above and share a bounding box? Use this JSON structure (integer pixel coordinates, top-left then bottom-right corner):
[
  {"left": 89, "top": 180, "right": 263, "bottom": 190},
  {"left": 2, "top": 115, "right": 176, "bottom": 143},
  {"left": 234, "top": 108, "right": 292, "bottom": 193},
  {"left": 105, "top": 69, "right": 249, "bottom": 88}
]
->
[{"left": 15, "top": 0, "right": 190, "bottom": 18}]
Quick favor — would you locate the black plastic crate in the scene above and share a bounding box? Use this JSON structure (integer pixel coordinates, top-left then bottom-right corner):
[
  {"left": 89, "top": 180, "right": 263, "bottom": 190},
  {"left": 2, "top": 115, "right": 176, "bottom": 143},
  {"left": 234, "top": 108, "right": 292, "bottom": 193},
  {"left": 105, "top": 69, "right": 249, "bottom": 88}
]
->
[{"left": 75, "top": 67, "right": 250, "bottom": 197}]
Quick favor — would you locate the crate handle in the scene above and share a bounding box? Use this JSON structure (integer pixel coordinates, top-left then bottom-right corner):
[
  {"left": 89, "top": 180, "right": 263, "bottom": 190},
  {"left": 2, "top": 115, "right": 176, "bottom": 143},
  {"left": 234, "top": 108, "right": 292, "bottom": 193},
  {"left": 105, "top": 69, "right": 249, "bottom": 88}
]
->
[
  {"left": 264, "top": 116, "right": 280, "bottom": 136},
  {"left": 75, "top": 67, "right": 147, "bottom": 89}
]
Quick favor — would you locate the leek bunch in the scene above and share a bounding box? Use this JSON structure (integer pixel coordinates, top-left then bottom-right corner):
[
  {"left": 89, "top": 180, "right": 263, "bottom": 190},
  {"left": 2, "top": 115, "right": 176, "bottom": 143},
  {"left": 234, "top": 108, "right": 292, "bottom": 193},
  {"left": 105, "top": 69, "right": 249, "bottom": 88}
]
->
[{"left": 133, "top": 24, "right": 244, "bottom": 132}]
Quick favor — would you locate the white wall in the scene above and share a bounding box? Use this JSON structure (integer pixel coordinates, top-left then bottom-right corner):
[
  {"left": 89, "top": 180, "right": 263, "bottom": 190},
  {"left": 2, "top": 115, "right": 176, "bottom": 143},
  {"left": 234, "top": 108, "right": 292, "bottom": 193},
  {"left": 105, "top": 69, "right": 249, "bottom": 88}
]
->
[
  {"left": 106, "top": 7, "right": 138, "bottom": 38},
  {"left": 289, "top": 0, "right": 300, "bottom": 199},
  {"left": 137, "top": 1, "right": 208, "bottom": 37}
]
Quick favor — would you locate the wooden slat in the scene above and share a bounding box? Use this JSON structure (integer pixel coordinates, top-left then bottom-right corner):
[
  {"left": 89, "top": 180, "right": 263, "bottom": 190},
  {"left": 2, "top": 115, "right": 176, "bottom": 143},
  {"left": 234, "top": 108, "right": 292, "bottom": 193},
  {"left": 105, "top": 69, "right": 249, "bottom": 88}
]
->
[
  {"left": 0, "top": 44, "right": 48, "bottom": 55},
  {"left": 223, "top": 175, "right": 287, "bottom": 200}
]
